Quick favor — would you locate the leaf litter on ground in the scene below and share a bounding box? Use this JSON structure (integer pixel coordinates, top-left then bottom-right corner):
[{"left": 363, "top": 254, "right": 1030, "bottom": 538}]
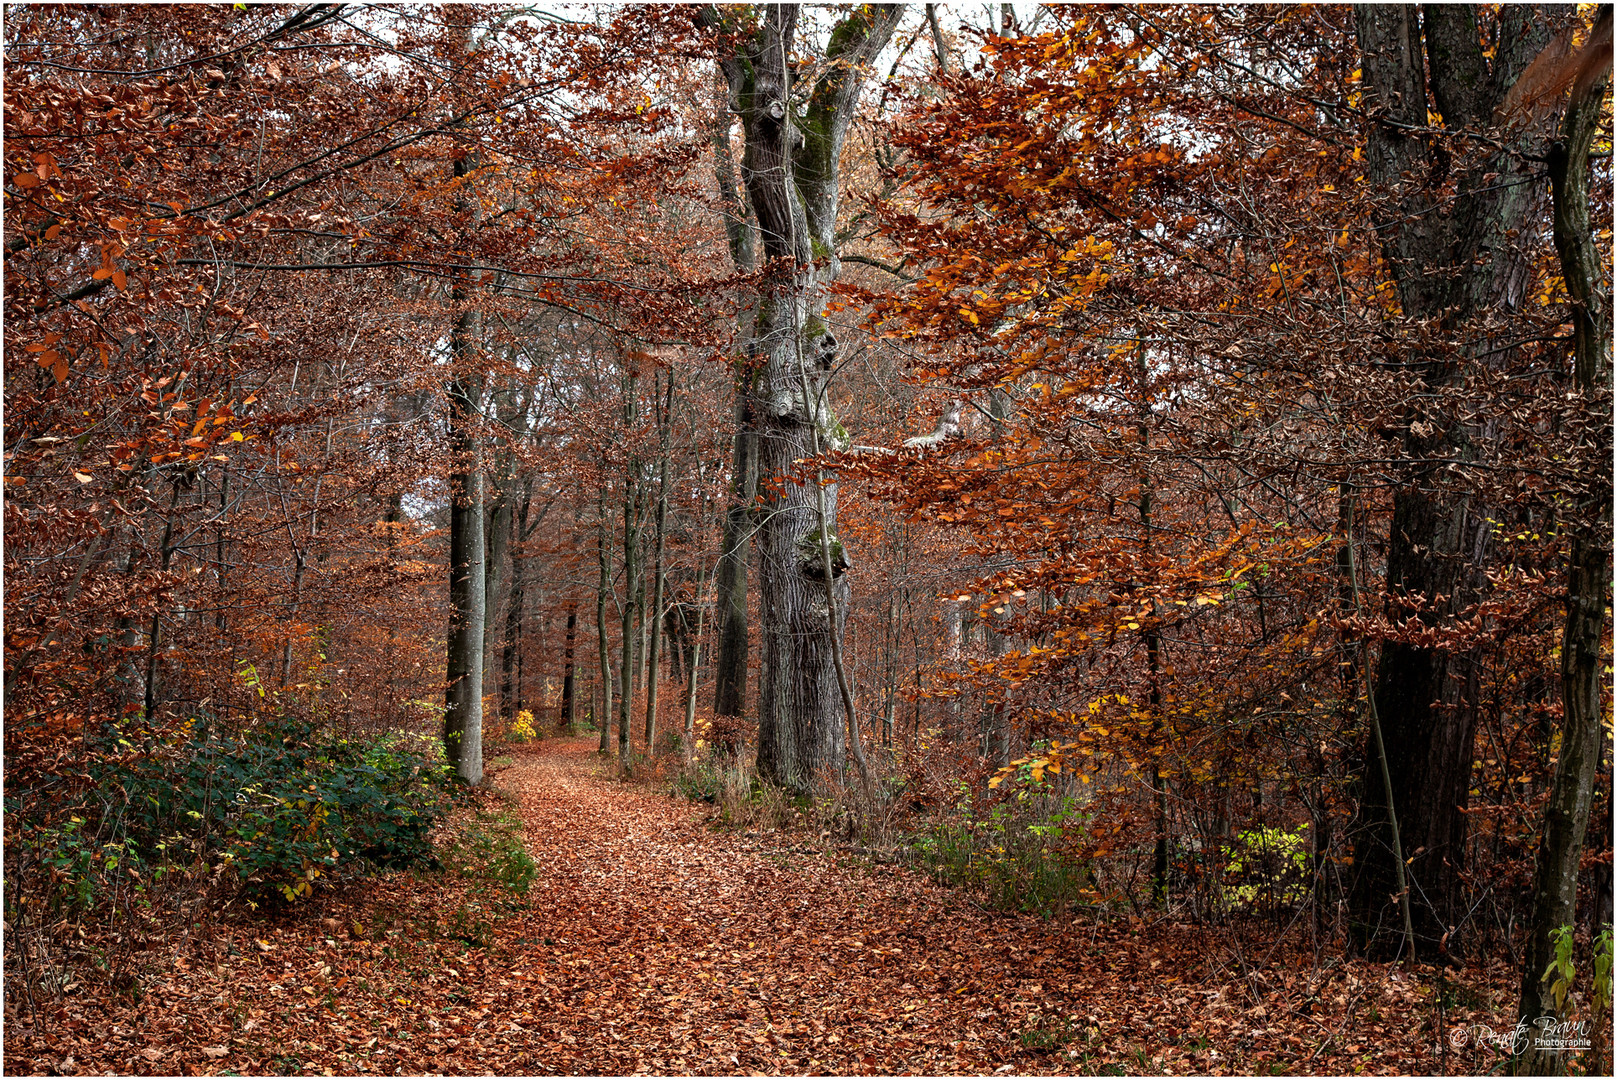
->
[{"left": 6, "top": 737, "right": 1529, "bottom": 1076}]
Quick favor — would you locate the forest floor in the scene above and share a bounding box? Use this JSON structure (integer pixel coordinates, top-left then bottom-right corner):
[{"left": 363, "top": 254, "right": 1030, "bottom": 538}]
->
[{"left": 6, "top": 736, "right": 1540, "bottom": 1076}]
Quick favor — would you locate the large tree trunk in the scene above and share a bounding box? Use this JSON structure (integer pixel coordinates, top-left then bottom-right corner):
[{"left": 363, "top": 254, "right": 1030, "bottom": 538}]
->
[
  {"left": 1348, "top": 5, "right": 1563, "bottom": 956},
  {"left": 1515, "top": 13, "right": 1613, "bottom": 1071},
  {"left": 712, "top": 3, "right": 901, "bottom": 793},
  {"left": 710, "top": 100, "right": 759, "bottom": 723}
]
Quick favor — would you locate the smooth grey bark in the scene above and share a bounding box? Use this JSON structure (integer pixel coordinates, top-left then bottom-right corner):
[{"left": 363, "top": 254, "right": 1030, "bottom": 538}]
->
[
  {"left": 595, "top": 490, "right": 613, "bottom": 754},
  {"left": 618, "top": 449, "right": 640, "bottom": 769},
  {"left": 1348, "top": 4, "right": 1566, "bottom": 955},
  {"left": 709, "top": 3, "right": 902, "bottom": 793},
  {"left": 443, "top": 320, "right": 485, "bottom": 785},
  {"left": 644, "top": 370, "right": 674, "bottom": 752},
  {"left": 1515, "top": 11, "right": 1613, "bottom": 1072}
]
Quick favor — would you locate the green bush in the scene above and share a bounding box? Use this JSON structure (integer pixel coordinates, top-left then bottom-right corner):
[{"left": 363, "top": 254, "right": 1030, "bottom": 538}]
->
[
  {"left": 7, "top": 718, "right": 457, "bottom": 912},
  {"left": 915, "top": 779, "right": 1093, "bottom": 916},
  {"left": 1220, "top": 823, "right": 1310, "bottom": 912}
]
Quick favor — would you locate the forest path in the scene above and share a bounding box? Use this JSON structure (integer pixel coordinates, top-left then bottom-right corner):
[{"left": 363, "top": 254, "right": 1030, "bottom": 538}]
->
[
  {"left": 7, "top": 738, "right": 1463, "bottom": 1077},
  {"left": 483, "top": 736, "right": 1059, "bottom": 1074}
]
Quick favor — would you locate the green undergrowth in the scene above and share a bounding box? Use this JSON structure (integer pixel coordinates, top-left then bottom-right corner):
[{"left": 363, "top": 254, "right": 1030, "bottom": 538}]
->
[
  {"left": 426, "top": 795, "right": 537, "bottom": 948},
  {"left": 439, "top": 799, "right": 537, "bottom": 899},
  {"left": 913, "top": 776, "right": 1095, "bottom": 917},
  {"left": 5, "top": 717, "right": 460, "bottom": 919}
]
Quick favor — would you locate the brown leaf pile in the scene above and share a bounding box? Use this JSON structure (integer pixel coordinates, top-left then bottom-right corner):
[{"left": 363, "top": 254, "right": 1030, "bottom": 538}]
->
[{"left": 5, "top": 738, "right": 1531, "bottom": 1076}]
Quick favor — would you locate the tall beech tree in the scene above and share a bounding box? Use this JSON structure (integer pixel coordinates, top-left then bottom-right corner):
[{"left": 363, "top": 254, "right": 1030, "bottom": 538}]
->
[{"left": 705, "top": 3, "right": 902, "bottom": 791}]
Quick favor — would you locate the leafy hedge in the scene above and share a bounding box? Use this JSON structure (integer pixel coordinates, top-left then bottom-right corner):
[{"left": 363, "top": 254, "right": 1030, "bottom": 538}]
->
[{"left": 7, "top": 719, "right": 458, "bottom": 912}]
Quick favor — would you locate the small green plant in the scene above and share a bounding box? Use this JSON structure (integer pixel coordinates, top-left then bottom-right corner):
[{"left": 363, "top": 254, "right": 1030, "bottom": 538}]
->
[
  {"left": 446, "top": 902, "right": 494, "bottom": 947},
  {"left": 915, "top": 777, "right": 1093, "bottom": 915},
  {"left": 671, "top": 751, "right": 755, "bottom": 826},
  {"left": 1592, "top": 926, "right": 1612, "bottom": 1018},
  {"left": 1544, "top": 924, "right": 1577, "bottom": 1015},
  {"left": 444, "top": 809, "right": 536, "bottom": 898},
  {"left": 1020, "top": 1013, "right": 1081, "bottom": 1050}
]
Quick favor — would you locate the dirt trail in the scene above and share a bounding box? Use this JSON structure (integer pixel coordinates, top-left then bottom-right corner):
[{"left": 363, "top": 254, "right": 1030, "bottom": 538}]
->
[
  {"left": 6, "top": 737, "right": 1468, "bottom": 1076},
  {"left": 488, "top": 737, "right": 1047, "bottom": 1074}
]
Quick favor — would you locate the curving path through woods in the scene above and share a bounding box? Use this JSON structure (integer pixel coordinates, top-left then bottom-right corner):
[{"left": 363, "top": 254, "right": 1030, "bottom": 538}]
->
[
  {"left": 7, "top": 737, "right": 1462, "bottom": 1076},
  {"left": 469, "top": 737, "right": 1063, "bottom": 1075}
]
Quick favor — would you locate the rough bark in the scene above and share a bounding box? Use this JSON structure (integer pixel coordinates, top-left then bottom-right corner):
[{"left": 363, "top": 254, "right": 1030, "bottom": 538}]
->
[
  {"left": 710, "top": 3, "right": 902, "bottom": 793},
  {"left": 710, "top": 96, "right": 759, "bottom": 723},
  {"left": 1515, "top": 12, "right": 1613, "bottom": 1070},
  {"left": 1348, "top": 4, "right": 1565, "bottom": 956}
]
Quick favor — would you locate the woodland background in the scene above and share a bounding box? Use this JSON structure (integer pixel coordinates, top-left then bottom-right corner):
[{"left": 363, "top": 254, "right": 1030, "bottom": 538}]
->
[{"left": 3, "top": 3, "right": 1612, "bottom": 1074}]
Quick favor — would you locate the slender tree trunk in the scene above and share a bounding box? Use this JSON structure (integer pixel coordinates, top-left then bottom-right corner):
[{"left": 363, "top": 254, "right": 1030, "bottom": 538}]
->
[
  {"left": 596, "top": 495, "right": 613, "bottom": 754},
  {"left": 1515, "top": 16, "right": 1613, "bottom": 1071},
  {"left": 215, "top": 470, "right": 229, "bottom": 634},
  {"left": 561, "top": 604, "right": 577, "bottom": 730},
  {"left": 617, "top": 375, "right": 641, "bottom": 768},
  {"left": 143, "top": 482, "right": 183, "bottom": 723},
  {"left": 443, "top": 345, "right": 485, "bottom": 783},
  {"left": 500, "top": 480, "right": 530, "bottom": 723},
  {"left": 683, "top": 560, "right": 707, "bottom": 763},
  {"left": 443, "top": 442, "right": 485, "bottom": 783},
  {"left": 666, "top": 604, "right": 686, "bottom": 688},
  {"left": 482, "top": 455, "right": 512, "bottom": 708},
  {"left": 1134, "top": 365, "right": 1171, "bottom": 906},
  {"left": 644, "top": 371, "right": 673, "bottom": 753}
]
